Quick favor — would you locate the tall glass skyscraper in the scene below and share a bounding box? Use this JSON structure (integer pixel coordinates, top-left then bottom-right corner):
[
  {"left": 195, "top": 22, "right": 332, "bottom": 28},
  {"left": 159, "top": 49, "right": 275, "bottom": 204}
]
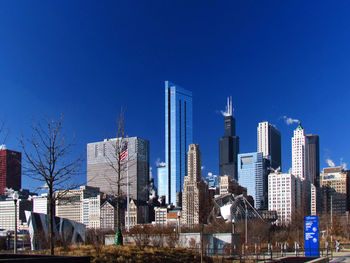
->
[
  {"left": 157, "top": 164, "right": 167, "bottom": 199},
  {"left": 164, "top": 81, "right": 193, "bottom": 207},
  {"left": 238, "top": 152, "right": 267, "bottom": 210}
]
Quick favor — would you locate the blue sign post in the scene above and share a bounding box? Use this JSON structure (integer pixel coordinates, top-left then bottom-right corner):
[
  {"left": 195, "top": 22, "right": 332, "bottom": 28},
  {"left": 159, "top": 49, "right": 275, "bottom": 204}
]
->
[{"left": 304, "top": 215, "right": 319, "bottom": 257}]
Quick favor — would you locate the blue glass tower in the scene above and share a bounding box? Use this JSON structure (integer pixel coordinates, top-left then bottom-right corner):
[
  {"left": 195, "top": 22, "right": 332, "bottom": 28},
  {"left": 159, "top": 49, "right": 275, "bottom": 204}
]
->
[
  {"left": 157, "top": 164, "right": 167, "bottom": 199},
  {"left": 164, "top": 81, "right": 193, "bottom": 207},
  {"left": 238, "top": 152, "right": 267, "bottom": 210}
]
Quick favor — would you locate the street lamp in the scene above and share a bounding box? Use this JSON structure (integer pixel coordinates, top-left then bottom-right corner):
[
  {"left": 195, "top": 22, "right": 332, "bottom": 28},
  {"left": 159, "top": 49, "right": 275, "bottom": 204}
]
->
[{"left": 13, "top": 191, "right": 19, "bottom": 254}]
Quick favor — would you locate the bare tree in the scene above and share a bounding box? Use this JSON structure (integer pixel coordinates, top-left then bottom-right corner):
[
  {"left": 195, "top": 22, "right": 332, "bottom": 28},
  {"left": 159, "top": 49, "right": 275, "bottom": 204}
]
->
[
  {"left": 104, "top": 111, "right": 132, "bottom": 236},
  {"left": 20, "top": 115, "right": 82, "bottom": 255}
]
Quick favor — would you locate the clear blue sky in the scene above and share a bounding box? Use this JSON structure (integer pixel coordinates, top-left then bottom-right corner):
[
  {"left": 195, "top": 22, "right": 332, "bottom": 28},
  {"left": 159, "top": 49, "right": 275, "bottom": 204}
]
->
[{"left": 1, "top": 1, "right": 349, "bottom": 191}]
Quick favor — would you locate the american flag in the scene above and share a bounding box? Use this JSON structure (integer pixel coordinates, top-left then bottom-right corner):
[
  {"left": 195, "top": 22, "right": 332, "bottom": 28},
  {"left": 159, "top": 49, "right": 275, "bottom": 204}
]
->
[{"left": 120, "top": 141, "right": 128, "bottom": 161}]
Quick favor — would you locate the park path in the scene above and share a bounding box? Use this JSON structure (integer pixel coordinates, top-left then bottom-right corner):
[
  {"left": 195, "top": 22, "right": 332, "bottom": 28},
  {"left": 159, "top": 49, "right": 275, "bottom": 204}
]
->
[{"left": 330, "top": 251, "right": 350, "bottom": 263}]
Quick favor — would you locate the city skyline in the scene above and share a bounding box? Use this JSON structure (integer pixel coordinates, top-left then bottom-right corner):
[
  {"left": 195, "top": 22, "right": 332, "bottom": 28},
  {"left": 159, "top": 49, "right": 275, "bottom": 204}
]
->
[{"left": 0, "top": 1, "right": 349, "bottom": 191}]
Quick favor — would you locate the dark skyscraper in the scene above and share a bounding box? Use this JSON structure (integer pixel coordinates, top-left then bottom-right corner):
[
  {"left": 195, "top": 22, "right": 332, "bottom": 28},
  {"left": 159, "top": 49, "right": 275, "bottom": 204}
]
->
[
  {"left": 257, "top": 121, "right": 282, "bottom": 170},
  {"left": 306, "top": 134, "right": 320, "bottom": 186},
  {"left": 219, "top": 97, "right": 239, "bottom": 180},
  {"left": 0, "top": 146, "right": 21, "bottom": 195}
]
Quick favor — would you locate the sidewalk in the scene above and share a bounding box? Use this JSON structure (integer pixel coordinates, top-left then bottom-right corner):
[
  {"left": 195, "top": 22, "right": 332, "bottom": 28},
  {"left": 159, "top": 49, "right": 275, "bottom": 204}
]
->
[{"left": 330, "top": 250, "right": 350, "bottom": 263}]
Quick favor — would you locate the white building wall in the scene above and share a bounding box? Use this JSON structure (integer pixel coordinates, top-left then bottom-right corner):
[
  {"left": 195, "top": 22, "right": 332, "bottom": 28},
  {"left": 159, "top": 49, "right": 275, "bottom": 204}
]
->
[
  {"left": 33, "top": 195, "right": 48, "bottom": 214},
  {"left": 292, "top": 125, "right": 308, "bottom": 180},
  {"left": 257, "top": 122, "right": 269, "bottom": 158},
  {"left": 268, "top": 173, "right": 298, "bottom": 224},
  {"left": 0, "top": 199, "right": 32, "bottom": 230}
]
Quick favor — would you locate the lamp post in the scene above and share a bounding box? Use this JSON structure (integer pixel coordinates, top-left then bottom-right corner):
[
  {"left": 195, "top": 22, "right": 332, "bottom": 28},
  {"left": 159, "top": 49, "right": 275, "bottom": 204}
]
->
[
  {"left": 13, "top": 191, "right": 19, "bottom": 254},
  {"left": 244, "top": 199, "right": 248, "bottom": 247}
]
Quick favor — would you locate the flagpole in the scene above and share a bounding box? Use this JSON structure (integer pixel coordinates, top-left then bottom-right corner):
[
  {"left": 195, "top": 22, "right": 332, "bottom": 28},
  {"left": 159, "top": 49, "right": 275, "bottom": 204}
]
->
[{"left": 126, "top": 141, "right": 130, "bottom": 232}]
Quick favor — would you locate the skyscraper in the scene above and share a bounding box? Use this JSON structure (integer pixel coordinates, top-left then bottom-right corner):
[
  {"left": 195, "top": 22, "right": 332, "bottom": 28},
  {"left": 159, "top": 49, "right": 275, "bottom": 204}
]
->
[
  {"left": 292, "top": 123, "right": 308, "bottom": 180},
  {"left": 181, "top": 144, "right": 207, "bottom": 225},
  {"left": 306, "top": 135, "right": 320, "bottom": 186},
  {"left": 268, "top": 172, "right": 300, "bottom": 225},
  {"left": 238, "top": 152, "right": 267, "bottom": 209},
  {"left": 320, "top": 167, "right": 349, "bottom": 214},
  {"left": 219, "top": 97, "right": 239, "bottom": 180},
  {"left": 0, "top": 145, "right": 21, "bottom": 195},
  {"left": 87, "top": 137, "right": 149, "bottom": 202},
  {"left": 164, "top": 81, "right": 193, "bottom": 206},
  {"left": 257, "top": 122, "right": 281, "bottom": 170},
  {"left": 157, "top": 163, "right": 167, "bottom": 200}
]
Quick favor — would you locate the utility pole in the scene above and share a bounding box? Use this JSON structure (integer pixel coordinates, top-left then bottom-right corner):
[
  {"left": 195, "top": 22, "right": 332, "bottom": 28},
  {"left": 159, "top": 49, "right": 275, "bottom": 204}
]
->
[
  {"left": 201, "top": 224, "right": 204, "bottom": 263},
  {"left": 13, "top": 191, "right": 19, "bottom": 254},
  {"left": 331, "top": 195, "right": 333, "bottom": 226},
  {"left": 330, "top": 195, "right": 333, "bottom": 243}
]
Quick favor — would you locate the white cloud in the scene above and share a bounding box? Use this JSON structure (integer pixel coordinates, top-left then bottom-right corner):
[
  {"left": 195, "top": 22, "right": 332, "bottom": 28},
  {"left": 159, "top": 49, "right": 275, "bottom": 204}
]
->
[
  {"left": 155, "top": 158, "right": 166, "bottom": 167},
  {"left": 340, "top": 158, "right": 347, "bottom": 170},
  {"left": 342, "top": 162, "right": 347, "bottom": 170},
  {"left": 283, "top": 116, "right": 299, "bottom": 125},
  {"left": 326, "top": 158, "right": 335, "bottom": 167}
]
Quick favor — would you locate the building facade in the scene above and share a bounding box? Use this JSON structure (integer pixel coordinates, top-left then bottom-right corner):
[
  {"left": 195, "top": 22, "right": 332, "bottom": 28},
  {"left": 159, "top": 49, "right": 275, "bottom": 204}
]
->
[
  {"left": 164, "top": 81, "right": 193, "bottom": 207},
  {"left": 0, "top": 146, "right": 21, "bottom": 195},
  {"left": 292, "top": 123, "right": 308, "bottom": 180},
  {"left": 205, "top": 172, "right": 219, "bottom": 191},
  {"left": 306, "top": 135, "right": 320, "bottom": 186},
  {"left": 219, "top": 97, "right": 239, "bottom": 180},
  {"left": 153, "top": 207, "right": 181, "bottom": 227},
  {"left": 310, "top": 183, "right": 323, "bottom": 215},
  {"left": 32, "top": 194, "right": 48, "bottom": 214},
  {"left": 238, "top": 152, "right": 267, "bottom": 209},
  {"left": 219, "top": 175, "right": 231, "bottom": 196},
  {"left": 153, "top": 207, "right": 167, "bottom": 226},
  {"left": 181, "top": 144, "right": 207, "bottom": 226},
  {"left": 257, "top": 122, "right": 281, "bottom": 170},
  {"left": 84, "top": 195, "right": 102, "bottom": 229},
  {"left": 268, "top": 173, "right": 300, "bottom": 224},
  {"left": 157, "top": 163, "right": 167, "bottom": 201},
  {"left": 125, "top": 199, "right": 149, "bottom": 229},
  {"left": 0, "top": 198, "right": 32, "bottom": 230},
  {"left": 100, "top": 200, "right": 118, "bottom": 230},
  {"left": 55, "top": 186, "right": 101, "bottom": 224},
  {"left": 320, "top": 166, "right": 350, "bottom": 214},
  {"left": 87, "top": 137, "right": 149, "bottom": 202}
]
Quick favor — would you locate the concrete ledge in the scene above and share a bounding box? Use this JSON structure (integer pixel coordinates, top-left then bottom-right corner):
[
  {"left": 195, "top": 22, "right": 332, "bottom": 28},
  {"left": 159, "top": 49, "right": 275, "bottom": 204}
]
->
[{"left": 307, "top": 257, "right": 329, "bottom": 263}]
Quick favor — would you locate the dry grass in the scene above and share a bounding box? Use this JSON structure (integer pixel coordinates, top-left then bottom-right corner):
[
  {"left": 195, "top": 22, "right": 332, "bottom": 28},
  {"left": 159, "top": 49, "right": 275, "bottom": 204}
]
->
[{"left": 28, "top": 244, "right": 213, "bottom": 263}]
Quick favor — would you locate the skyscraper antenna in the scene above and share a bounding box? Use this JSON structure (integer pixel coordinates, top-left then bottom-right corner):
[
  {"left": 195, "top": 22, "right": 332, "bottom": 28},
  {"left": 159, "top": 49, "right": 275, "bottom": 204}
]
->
[{"left": 226, "top": 96, "right": 232, "bottom": 116}]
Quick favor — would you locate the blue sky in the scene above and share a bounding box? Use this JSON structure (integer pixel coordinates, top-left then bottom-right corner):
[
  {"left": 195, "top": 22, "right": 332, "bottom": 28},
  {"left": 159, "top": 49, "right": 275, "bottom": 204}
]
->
[{"left": 0, "top": 1, "right": 349, "bottom": 190}]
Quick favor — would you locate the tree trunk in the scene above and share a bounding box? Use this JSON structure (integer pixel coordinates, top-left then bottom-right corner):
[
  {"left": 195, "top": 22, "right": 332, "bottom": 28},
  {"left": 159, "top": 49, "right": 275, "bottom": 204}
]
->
[{"left": 49, "top": 186, "right": 54, "bottom": 255}]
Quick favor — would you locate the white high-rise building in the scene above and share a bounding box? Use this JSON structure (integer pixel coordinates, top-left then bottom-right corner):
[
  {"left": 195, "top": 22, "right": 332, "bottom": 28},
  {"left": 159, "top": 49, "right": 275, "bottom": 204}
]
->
[
  {"left": 268, "top": 172, "right": 300, "bottom": 224},
  {"left": 0, "top": 198, "right": 32, "bottom": 230},
  {"left": 292, "top": 123, "right": 308, "bottom": 180},
  {"left": 32, "top": 194, "right": 48, "bottom": 214},
  {"left": 257, "top": 122, "right": 281, "bottom": 170}
]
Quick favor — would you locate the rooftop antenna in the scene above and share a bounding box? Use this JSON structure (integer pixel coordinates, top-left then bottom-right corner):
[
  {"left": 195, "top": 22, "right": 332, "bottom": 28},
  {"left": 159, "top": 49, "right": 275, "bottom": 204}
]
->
[
  {"left": 222, "top": 96, "right": 234, "bottom": 117},
  {"left": 226, "top": 96, "right": 232, "bottom": 116}
]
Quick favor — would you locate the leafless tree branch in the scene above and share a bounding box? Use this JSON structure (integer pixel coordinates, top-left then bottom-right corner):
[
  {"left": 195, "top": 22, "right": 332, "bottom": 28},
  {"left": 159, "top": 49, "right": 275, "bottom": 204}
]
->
[{"left": 20, "top": 115, "right": 82, "bottom": 255}]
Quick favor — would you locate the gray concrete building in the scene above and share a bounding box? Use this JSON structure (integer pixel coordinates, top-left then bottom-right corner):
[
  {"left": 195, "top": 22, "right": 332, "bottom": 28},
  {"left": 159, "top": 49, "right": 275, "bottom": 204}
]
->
[{"left": 87, "top": 137, "right": 149, "bottom": 202}]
